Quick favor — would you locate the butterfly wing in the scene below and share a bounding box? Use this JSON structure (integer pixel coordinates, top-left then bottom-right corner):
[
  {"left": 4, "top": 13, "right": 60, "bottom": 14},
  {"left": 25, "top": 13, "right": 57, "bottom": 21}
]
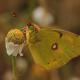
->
[{"left": 27, "top": 27, "right": 80, "bottom": 70}]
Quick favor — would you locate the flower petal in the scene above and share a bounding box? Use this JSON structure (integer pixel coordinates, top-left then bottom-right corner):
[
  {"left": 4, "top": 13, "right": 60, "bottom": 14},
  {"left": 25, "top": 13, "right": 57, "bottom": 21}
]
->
[
  {"left": 5, "top": 38, "right": 24, "bottom": 56},
  {"left": 5, "top": 39, "right": 15, "bottom": 56},
  {"left": 18, "top": 43, "right": 25, "bottom": 56},
  {"left": 11, "top": 45, "right": 19, "bottom": 56}
]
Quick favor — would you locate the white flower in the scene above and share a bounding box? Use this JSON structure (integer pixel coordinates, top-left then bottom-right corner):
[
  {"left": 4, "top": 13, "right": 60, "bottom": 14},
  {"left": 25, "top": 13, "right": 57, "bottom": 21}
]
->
[
  {"left": 32, "top": 7, "right": 54, "bottom": 26},
  {"left": 5, "top": 29, "right": 25, "bottom": 56},
  {"left": 5, "top": 38, "right": 24, "bottom": 56}
]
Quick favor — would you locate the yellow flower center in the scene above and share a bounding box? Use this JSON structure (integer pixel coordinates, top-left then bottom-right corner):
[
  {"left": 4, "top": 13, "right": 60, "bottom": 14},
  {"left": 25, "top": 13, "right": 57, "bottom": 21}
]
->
[{"left": 6, "top": 29, "right": 25, "bottom": 44}]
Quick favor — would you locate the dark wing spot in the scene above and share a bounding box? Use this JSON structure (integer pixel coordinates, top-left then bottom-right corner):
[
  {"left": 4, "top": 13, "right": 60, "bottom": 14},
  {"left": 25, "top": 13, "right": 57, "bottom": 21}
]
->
[
  {"left": 51, "top": 43, "right": 58, "bottom": 50},
  {"left": 53, "top": 30, "right": 63, "bottom": 38},
  {"left": 59, "top": 32, "right": 63, "bottom": 38},
  {"left": 48, "top": 62, "right": 50, "bottom": 64}
]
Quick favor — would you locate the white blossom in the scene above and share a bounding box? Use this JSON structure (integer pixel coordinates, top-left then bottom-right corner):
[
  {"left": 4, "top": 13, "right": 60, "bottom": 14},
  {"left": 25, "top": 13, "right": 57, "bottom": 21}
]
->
[
  {"left": 32, "top": 7, "right": 54, "bottom": 26},
  {"left": 5, "top": 38, "right": 24, "bottom": 56}
]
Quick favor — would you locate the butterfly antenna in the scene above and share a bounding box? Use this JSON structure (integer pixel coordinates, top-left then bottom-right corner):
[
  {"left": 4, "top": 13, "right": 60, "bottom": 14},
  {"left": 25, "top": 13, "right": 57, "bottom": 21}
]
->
[
  {"left": 11, "top": 11, "right": 40, "bottom": 31},
  {"left": 11, "top": 11, "right": 30, "bottom": 24}
]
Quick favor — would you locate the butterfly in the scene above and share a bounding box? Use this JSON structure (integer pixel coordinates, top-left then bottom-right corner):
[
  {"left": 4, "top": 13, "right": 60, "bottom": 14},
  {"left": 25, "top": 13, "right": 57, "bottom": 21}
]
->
[{"left": 23, "top": 23, "right": 80, "bottom": 70}]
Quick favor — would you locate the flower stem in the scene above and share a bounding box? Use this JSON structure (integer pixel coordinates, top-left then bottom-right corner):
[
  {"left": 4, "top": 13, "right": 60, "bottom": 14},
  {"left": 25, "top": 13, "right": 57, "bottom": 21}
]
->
[{"left": 12, "top": 56, "right": 17, "bottom": 80}]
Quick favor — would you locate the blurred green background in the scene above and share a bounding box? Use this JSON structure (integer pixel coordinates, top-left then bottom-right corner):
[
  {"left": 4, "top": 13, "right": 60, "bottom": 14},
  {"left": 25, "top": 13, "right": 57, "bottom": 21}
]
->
[{"left": 0, "top": 0, "right": 80, "bottom": 80}]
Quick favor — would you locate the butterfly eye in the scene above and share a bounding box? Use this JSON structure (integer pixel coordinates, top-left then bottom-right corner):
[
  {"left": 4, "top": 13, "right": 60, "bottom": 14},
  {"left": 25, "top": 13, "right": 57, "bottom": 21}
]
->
[{"left": 51, "top": 43, "right": 58, "bottom": 50}]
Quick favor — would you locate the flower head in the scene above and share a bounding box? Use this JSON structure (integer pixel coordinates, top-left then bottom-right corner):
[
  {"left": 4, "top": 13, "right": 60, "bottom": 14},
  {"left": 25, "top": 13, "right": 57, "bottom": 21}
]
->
[{"left": 5, "top": 29, "right": 25, "bottom": 56}]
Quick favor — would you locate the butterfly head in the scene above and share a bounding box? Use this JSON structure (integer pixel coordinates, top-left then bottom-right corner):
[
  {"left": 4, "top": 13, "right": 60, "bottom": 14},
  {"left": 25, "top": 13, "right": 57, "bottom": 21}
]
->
[{"left": 22, "top": 22, "right": 40, "bottom": 45}]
